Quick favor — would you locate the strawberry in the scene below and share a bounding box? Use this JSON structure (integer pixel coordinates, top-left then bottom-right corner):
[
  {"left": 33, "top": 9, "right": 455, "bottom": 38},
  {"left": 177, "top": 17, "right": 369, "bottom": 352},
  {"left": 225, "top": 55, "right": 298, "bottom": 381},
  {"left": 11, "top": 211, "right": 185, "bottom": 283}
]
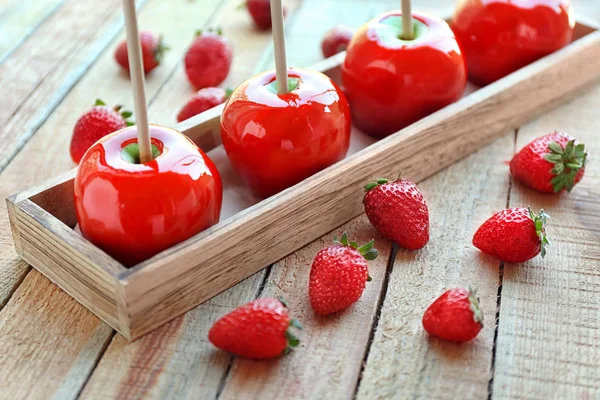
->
[
  {"left": 510, "top": 131, "right": 587, "bottom": 193},
  {"left": 309, "top": 233, "right": 378, "bottom": 316},
  {"left": 245, "top": 0, "right": 288, "bottom": 30},
  {"left": 208, "top": 297, "right": 302, "bottom": 359},
  {"left": 363, "top": 178, "right": 429, "bottom": 250},
  {"left": 69, "top": 99, "right": 133, "bottom": 164},
  {"left": 176, "top": 87, "right": 232, "bottom": 122},
  {"left": 184, "top": 28, "right": 232, "bottom": 90},
  {"left": 422, "top": 287, "right": 484, "bottom": 342},
  {"left": 321, "top": 25, "right": 354, "bottom": 58},
  {"left": 114, "top": 31, "right": 168, "bottom": 74},
  {"left": 473, "top": 207, "right": 550, "bottom": 263}
]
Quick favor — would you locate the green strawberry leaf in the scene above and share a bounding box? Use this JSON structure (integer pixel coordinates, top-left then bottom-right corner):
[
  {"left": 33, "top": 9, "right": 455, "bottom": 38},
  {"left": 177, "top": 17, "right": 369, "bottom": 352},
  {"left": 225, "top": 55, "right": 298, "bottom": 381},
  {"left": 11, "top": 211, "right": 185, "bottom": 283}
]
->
[
  {"left": 331, "top": 235, "right": 378, "bottom": 261},
  {"left": 289, "top": 318, "right": 303, "bottom": 331},
  {"left": 364, "top": 177, "right": 390, "bottom": 192},
  {"left": 546, "top": 139, "right": 587, "bottom": 193},
  {"left": 528, "top": 206, "right": 550, "bottom": 258},
  {"left": 285, "top": 331, "right": 300, "bottom": 348},
  {"left": 548, "top": 141, "right": 563, "bottom": 154},
  {"left": 95, "top": 98, "right": 106, "bottom": 106},
  {"left": 363, "top": 249, "right": 378, "bottom": 261}
]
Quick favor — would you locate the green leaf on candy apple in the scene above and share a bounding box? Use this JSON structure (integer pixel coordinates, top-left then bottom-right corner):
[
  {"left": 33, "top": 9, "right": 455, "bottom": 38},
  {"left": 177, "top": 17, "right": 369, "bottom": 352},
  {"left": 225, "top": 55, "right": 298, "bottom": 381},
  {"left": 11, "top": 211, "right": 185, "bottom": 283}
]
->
[
  {"left": 266, "top": 77, "right": 299, "bottom": 94},
  {"left": 121, "top": 142, "right": 161, "bottom": 164},
  {"left": 376, "top": 16, "right": 429, "bottom": 46}
]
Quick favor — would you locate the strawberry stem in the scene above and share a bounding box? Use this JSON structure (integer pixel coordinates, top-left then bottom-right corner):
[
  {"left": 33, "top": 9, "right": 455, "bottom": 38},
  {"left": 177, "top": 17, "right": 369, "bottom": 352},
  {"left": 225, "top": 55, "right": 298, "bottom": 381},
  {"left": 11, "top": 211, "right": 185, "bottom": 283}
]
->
[
  {"left": 528, "top": 207, "right": 550, "bottom": 258},
  {"left": 545, "top": 138, "right": 587, "bottom": 192},
  {"left": 333, "top": 233, "right": 378, "bottom": 260}
]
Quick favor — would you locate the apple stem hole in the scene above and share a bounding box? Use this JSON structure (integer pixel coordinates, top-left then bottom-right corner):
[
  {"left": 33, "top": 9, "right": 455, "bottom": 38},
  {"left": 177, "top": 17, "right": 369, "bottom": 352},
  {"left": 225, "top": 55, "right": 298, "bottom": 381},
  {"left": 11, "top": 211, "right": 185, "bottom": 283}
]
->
[{"left": 121, "top": 142, "right": 161, "bottom": 164}]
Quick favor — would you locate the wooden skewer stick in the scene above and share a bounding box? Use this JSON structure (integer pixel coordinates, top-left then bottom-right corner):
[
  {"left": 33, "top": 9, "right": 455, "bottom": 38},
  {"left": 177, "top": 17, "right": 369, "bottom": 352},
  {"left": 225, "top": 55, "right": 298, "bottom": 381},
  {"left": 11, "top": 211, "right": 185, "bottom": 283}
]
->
[
  {"left": 402, "top": 0, "right": 413, "bottom": 40},
  {"left": 270, "top": 0, "right": 288, "bottom": 94},
  {"left": 122, "top": 0, "right": 152, "bottom": 163}
]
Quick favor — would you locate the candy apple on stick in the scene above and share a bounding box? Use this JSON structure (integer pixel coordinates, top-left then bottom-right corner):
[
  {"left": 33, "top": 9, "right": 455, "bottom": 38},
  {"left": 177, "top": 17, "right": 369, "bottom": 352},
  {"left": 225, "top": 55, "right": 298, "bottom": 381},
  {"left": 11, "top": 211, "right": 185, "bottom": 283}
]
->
[
  {"left": 342, "top": 1, "right": 467, "bottom": 138},
  {"left": 220, "top": 0, "right": 351, "bottom": 198},
  {"left": 73, "top": 0, "right": 222, "bottom": 266}
]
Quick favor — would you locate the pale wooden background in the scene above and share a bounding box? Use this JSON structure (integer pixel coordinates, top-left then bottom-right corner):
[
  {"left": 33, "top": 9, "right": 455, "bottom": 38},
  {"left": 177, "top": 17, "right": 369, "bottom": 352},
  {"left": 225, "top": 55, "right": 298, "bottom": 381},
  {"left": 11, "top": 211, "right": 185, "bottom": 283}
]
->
[{"left": 0, "top": 0, "right": 599, "bottom": 399}]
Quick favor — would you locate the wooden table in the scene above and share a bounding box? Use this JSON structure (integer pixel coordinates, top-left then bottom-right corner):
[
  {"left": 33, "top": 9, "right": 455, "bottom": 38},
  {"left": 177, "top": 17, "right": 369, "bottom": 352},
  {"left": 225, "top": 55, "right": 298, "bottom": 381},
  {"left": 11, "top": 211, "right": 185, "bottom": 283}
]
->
[{"left": 0, "top": 0, "right": 599, "bottom": 399}]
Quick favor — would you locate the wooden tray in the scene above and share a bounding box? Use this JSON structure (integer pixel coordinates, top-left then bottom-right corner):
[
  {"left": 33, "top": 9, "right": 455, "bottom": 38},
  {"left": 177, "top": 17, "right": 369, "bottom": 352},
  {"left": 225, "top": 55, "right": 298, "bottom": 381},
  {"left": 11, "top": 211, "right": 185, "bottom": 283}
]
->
[{"left": 7, "top": 19, "right": 600, "bottom": 341}]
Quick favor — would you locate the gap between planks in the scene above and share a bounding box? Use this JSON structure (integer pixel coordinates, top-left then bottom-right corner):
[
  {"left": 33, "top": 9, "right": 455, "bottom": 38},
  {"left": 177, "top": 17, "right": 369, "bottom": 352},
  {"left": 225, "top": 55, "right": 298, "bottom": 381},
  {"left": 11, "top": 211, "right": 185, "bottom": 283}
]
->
[
  {"left": 487, "top": 128, "right": 518, "bottom": 399},
  {"left": 0, "top": 0, "right": 151, "bottom": 174}
]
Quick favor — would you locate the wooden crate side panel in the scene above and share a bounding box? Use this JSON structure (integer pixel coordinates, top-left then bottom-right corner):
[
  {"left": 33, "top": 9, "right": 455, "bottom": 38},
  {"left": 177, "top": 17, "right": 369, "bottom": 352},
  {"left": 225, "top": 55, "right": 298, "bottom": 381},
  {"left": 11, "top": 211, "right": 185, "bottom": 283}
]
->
[
  {"left": 12, "top": 200, "right": 121, "bottom": 330},
  {"left": 120, "top": 30, "right": 600, "bottom": 339}
]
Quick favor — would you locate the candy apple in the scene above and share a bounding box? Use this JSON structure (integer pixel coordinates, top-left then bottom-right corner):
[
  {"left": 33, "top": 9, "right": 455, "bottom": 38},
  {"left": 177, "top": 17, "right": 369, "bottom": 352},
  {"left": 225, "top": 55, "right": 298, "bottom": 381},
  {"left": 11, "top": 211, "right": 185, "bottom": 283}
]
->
[
  {"left": 74, "top": 125, "right": 222, "bottom": 266},
  {"left": 220, "top": 68, "right": 351, "bottom": 198},
  {"left": 342, "top": 11, "right": 467, "bottom": 138},
  {"left": 452, "top": 0, "right": 575, "bottom": 86}
]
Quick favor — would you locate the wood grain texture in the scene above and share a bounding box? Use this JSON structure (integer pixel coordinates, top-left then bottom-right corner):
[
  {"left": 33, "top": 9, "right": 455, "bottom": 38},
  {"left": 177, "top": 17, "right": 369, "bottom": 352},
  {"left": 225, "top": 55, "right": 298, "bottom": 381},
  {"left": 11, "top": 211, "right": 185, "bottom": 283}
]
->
[
  {"left": 491, "top": 84, "right": 600, "bottom": 399},
  {"left": 357, "top": 134, "right": 513, "bottom": 399},
  {"left": 117, "top": 25, "right": 600, "bottom": 340},
  {"left": 0, "top": 0, "right": 226, "bottom": 398},
  {"left": 0, "top": 271, "right": 113, "bottom": 400},
  {"left": 218, "top": 216, "right": 392, "bottom": 399},
  {"left": 0, "top": 0, "right": 150, "bottom": 172},
  {"left": 79, "top": 272, "right": 265, "bottom": 399},
  {"left": 0, "top": 0, "right": 65, "bottom": 62}
]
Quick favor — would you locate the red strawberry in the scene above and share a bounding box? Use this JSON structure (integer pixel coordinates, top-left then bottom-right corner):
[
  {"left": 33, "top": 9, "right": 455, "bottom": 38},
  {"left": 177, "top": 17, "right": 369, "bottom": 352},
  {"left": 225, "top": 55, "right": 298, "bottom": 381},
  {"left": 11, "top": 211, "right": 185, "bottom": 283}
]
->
[
  {"left": 245, "top": 0, "right": 288, "bottom": 30},
  {"left": 176, "top": 87, "right": 232, "bottom": 123},
  {"left": 184, "top": 29, "right": 232, "bottom": 89},
  {"left": 422, "top": 287, "right": 483, "bottom": 342},
  {"left": 309, "top": 233, "right": 378, "bottom": 316},
  {"left": 473, "top": 207, "right": 550, "bottom": 263},
  {"left": 510, "top": 131, "right": 587, "bottom": 193},
  {"left": 69, "top": 99, "right": 133, "bottom": 164},
  {"left": 114, "top": 31, "right": 168, "bottom": 74},
  {"left": 321, "top": 25, "right": 354, "bottom": 58},
  {"left": 363, "top": 178, "right": 429, "bottom": 250},
  {"left": 208, "top": 297, "right": 302, "bottom": 359}
]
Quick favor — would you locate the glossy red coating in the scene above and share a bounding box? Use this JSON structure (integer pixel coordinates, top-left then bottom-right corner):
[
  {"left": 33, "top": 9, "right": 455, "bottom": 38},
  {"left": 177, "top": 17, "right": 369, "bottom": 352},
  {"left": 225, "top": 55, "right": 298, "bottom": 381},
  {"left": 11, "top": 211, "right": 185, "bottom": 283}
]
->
[
  {"left": 342, "top": 11, "right": 467, "bottom": 138},
  {"left": 74, "top": 125, "right": 222, "bottom": 267},
  {"left": 220, "top": 68, "right": 351, "bottom": 198},
  {"left": 452, "top": 0, "right": 575, "bottom": 86}
]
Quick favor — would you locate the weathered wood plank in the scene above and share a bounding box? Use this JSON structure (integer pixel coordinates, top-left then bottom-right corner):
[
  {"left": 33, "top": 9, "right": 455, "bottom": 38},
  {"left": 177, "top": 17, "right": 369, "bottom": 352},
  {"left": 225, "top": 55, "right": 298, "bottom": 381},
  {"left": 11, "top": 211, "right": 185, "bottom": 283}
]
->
[
  {"left": 0, "top": 0, "right": 226, "bottom": 398},
  {"left": 356, "top": 134, "right": 513, "bottom": 399},
  {"left": 0, "top": 0, "right": 65, "bottom": 62},
  {"left": 218, "top": 216, "right": 393, "bottom": 400},
  {"left": 0, "top": 0, "right": 151, "bottom": 172},
  {"left": 491, "top": 84, "right": 600, "bottom": 399},
  {"left": 0, "top": 271, "right": 113, "bottom": 400},
  {"left": 79, "top": 272, "right": 265, "bottom": 399}
]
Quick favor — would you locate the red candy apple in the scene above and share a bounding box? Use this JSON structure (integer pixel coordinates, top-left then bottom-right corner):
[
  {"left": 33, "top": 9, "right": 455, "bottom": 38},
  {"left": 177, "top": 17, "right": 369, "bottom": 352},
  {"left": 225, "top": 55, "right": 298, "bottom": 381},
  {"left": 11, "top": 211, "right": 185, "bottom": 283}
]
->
[
  {"left": 220, "top": 68, "right": 351, "bottom": 198},
  {"left": 74, "top": 125, "right": 222, "bottom": 266},
  {"left": 452, "top": 0, "right": 575, "bottom": 86},
  {"left": 342, "top": 11, "right": 467, "bottom": 138}
]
